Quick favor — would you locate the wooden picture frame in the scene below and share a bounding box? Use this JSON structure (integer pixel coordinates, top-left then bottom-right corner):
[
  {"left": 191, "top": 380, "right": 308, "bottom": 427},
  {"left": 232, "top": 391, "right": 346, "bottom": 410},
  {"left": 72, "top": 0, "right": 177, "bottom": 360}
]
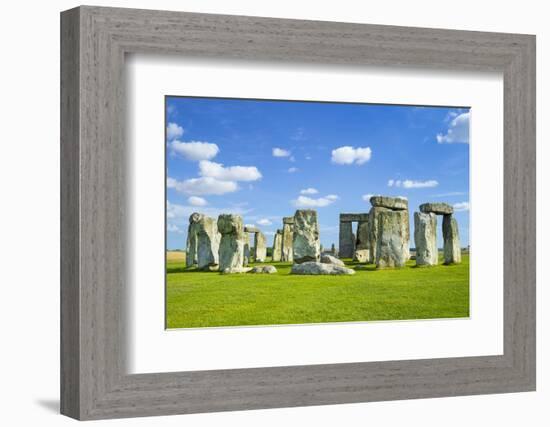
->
[{"left": 60, "top": 5, "right": 536, "bottom": 420}]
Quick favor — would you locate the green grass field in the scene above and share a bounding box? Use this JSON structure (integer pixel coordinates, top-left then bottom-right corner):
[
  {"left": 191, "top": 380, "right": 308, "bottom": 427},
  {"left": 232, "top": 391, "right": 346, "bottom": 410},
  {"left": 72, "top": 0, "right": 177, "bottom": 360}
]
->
[{"left": 166, "top": 253, "right": 470, "bottom": 329}]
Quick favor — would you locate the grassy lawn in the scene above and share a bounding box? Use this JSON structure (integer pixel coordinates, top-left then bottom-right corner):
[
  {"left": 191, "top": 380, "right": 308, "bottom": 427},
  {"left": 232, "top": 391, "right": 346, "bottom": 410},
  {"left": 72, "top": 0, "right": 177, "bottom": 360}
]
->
[{"left": 166, "top": 253, "right": 469, "bottom": 328}]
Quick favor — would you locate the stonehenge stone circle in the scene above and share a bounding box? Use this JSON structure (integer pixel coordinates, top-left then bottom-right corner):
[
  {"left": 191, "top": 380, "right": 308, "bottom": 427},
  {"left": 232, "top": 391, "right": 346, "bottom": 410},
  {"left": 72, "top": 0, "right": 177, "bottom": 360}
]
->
[
  {"left": 370, "top": 195, "right": 408, "bottom": 211},
  {"left": 443, "top": 215, "right": 461, "bottom": 264},
  {"left": 196, "top": 215, "right": 220, "bottom": 270},
  {"left": 272, "top": 229, "right": 283, "bottom": 262},
  {"left": 420, "top": 202, "right": 454, "bottom": 215},
  {"left": 254, "top": 231, "right": 267, "bottom": 262},
  {"left": 292, "top": 209, "right": 321, "bottom": 264},
  {"left": 320, "top": 254, "right": 345, "bottom": 267},
  {"left": 354, "top": 220, "right": 370, "bottom": 262},
  {"left": 414, "top": 212, "right": 438, "bottom": 266},
  {"left": 217, "top": 214, "right": 248, "bottom": 273},
  {"left": 185, "top": 212, "right": 203, "bottom": 267},
  {"left": 375, "top": 209, "right": 409, "bottom": 268},
  {"left": 281, "top": 217, "right": 294, "bottom": 262},
  {"left": 291, "top": 261, "right": 355, "bottom": 275},
  {"left": 339, "top": 219, "right": 355, "bottom": 258}
]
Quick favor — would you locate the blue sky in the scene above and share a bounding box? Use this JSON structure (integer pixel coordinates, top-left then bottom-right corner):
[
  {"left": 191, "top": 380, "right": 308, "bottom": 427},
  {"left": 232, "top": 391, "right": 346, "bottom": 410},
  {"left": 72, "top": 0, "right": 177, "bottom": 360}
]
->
[{"left": 166, "top": 97, "right": 470, "bottom": 250}]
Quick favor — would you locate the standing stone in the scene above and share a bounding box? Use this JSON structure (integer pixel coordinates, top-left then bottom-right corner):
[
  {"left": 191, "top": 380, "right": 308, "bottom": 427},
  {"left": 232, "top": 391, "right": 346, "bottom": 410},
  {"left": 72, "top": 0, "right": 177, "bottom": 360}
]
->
[
  {"left": 331, "top": 243, "right": 337, "bottom": 256},
  {"left": 217, "top": 214, "right": 246, "bottom": 273},
  {"left": 375, "top": 210, "right": 409, "bottom": 268},
  {"left": 254, "top": 231, "right": 267, "bottom": 262},
  {"left": 281, "top": 217, "right": 294, "bottom": 262},
  {"left": 354, "top": 220, "right": 370, "bottom": 262},
  {"left": 243, "top": 234, "right": 250, "bottom": 266},
  {"left": 404, "top": 210, "right": 411, "bottom": 261},
  {"left": 185, "top": 212, "right": 203, "bottom": 267},
  {"left": 196, "top": 216, "right": 220, "bottom": 270},
  {"left": 272, "top": 230, "right": 283, "bottom": 262},
  {"left": 414, "top": 212, "right": 438, "bottom": 266},
  {"left": 339, "top": 220, "right": 355, "bottom": 258},
  {"left": 368, "top": 206, "right": 390, "bottom": 264},
  {"left": 292, "top": 209, "right": 321, "bottom": 264},
  {"left": 443, "top": 215, "right": 461, "bottom": 264}
]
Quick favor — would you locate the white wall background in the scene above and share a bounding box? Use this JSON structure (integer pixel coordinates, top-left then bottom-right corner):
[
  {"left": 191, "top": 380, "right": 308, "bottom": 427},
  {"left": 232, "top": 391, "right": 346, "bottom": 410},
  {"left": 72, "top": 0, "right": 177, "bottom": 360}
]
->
[{"left": 0, "top": 0, "right": 546, "bottom": 425}]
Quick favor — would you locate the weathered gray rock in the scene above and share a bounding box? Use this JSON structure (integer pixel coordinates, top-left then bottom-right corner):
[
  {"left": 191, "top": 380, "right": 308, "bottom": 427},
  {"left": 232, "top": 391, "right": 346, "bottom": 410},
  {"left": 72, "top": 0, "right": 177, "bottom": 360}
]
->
[
  {"left": 291, "top": 261, "right": 355, "bottom": 275},
  {"left": 250, "top": 265, "right": 277, "bottom": 274},
  {"left": 196, "top": 216, "right": 221, "bottom": 270},
  {"left": 443, "top": 215, "right": 461, "bottom": 264},
  {"left": 420, "top": 202, "right": 454, "bottom": 215},
  {"left": 414, "top": 212, "right": 438, "bottom": 266},
  {"left": 243, "top": 241, "right": 250, "bottom": 266},
  {"left": 221, "top": 267, "right": 253, "bottom": 274},
  {"left": 281, "top": 217, "right": 294, "bottom": 262},
  {"left": 368, "top": 206, "right": 390, "bottom": 264},
  {"left": 272, "top": 230, "right": 283, "bottom": 262},
  {"left": 185, "top": 212, "right": 203, "bottom": 267},
  {"left": 339, "top": 220, "right": 355, "bottom": 258},
  {"left": 376, "top": 209, "right": 409, "bottom": 268},
  {"left": 293, "top": 210, "right": 321, "bottom": 264},
  {"left": 354, "top": 220, "right": 370, "bottom": 262},
  {"left": 320, "top": 254, "right": 345, "bottom": 267},
  {"left": 217, "top": 214, "right": 246, "bottom": 272},
  {"left": 370, "top": 196, "right": 408, "bottom": 210},
  {"left": 254, "top": 231, "right": 267, "bottom": 262}
]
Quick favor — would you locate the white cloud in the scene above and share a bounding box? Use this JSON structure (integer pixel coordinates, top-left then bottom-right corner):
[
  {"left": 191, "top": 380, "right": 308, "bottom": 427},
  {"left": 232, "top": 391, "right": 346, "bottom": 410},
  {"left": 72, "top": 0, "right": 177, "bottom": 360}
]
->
[
  {"left": 288, "top": 167, "right": 299, "bottom": 173},
  {"left": 331, "top": 146, "right": 372, "bottom": 165},
  {"left": 187, "top": 196, "right": 208, "bottom": 207},
  {"left": 362, "top": 194, "right": 374, "bottom": 201},
  {"left": 292, "top": 194, "right": 338, "bottom": 208},
  {"left": 166, "top": 122, "right": 184, "bottom": 140},
  {"left": 167, "top": 223, "right": 184, "bottom": 234},
  {"left": 402, "top": 179, "right": 438, "bottom": 189},
  {"left": 167, "top": 176, "right": 238, "bottom": 195},
  {"left": 453, "top": 201, "right": 470, "bottom": 211},
  {"left": 198, "top": 160, "right": 262, "bottom": 182},
  {"left": 257, "top": 218, "right": 272, "bottom": 226},
  {"left": 272, "top": 147, "right": 291, "bottom": 157},
  {"left": 169, "top": 140, "right": 219, "bottom": 161},
  {"left": 388, "top": 179, "right": 438, "bottom": 189},
  {"left": 300, "top": 187, "right": 318, "bottom": 195},
  {"left": 437, "top": 112, "right": 470, "bottom": 144}
]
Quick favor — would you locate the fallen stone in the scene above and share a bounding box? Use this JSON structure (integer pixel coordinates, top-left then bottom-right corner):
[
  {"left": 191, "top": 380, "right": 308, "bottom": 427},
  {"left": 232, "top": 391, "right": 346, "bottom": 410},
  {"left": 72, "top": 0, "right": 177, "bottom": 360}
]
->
[
  {"left": 250, "top": 265, "right": 278, "bottom": 274},
  {"left": 221, "top": 267, "right": 253, "bottom": 274},
  {"left": 292, "top": 209, "right": 321, "bottom": 264},
  {"left": 370, "top": 196, "right": 408, "bottom": 210},
  {"left": 414, "top": 212, "right": 438, "bottom": 266},
  {"left": 320, "top": 254, "right": 345, "bottom": 267},
  {"left": 291, "top": 261, "right": 355, "bottom": 275},
  {"left": 419, "top": 202, "right": 454, "bottom": 215}
]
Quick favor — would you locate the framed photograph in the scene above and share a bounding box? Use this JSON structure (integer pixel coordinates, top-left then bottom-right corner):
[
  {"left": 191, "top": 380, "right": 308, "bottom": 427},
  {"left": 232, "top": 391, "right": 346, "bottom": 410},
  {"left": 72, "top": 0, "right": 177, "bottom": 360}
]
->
[{"left": 61, "top": 6, "right": 536, "bottom": 420}]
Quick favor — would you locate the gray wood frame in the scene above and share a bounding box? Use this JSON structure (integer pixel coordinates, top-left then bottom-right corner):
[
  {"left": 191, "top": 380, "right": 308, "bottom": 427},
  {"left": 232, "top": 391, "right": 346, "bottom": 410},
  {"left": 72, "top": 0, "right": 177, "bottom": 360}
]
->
[{"left": 61, "top": 5, "right": 536, "bottom": 420}]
